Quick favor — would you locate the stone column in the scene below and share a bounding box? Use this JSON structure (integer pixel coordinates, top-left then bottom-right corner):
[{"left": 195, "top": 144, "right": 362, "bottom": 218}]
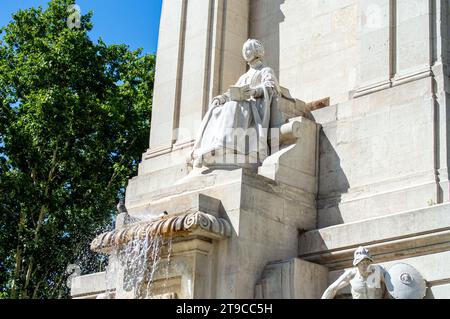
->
[
  {"left": 354, "top": 0, "right": 436, "bottom": 96},
  {"left": 174, "top": 0, "right": 249, "bottom": 150},
  {"left": 171, "top": 0, "right": 215, "bottom": 150},
  {"left": 148, "top": 0, "right": 187, "bottom": 158},
  {"left": 354, "top": 0, "right": 450, "bottom": 204},
  {"left": 353, "top": 0, "right": 394, "bottom": 97},
  {"left": 432, "top": 0, "right": 450, "bottom": 203},
  {"left": 392, "top": 0, "right": 433, "bottom": 85},
  {"left": 215, "top": 0, "right": 250, "bottom": 95},
  {"left": 147, "top": 0, "right": 249, "bottom": 159}
]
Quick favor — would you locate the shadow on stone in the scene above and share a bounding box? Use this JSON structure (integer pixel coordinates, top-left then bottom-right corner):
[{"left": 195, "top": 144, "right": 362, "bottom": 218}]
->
[
  {"left": 250, "top": 0, "right": 285, "bottom": 78},
  {"left": 316, "top": 124, "right": 350, "bottom": 227}
]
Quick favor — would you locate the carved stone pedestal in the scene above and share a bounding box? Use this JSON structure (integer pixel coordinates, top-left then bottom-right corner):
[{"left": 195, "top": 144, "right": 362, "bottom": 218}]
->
[{"left": 71, "top": 116, "right": 321, "bottom": 299}]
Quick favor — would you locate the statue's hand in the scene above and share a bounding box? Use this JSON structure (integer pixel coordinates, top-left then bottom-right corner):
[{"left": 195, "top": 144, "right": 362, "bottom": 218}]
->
[
  {"left": 212, "top": 95, "right": 225, "bottom": 106},
  {"left": 242, "top": 87, "right": 256, "bottom": 100}
]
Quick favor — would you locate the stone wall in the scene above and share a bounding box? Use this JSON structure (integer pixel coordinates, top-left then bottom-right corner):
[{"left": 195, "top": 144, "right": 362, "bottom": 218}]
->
[
  {"left": 143, "top": 0, "right": 450, "bottom": 227},
  {"left": 251, "top": 0, "right": 450, "bottom": 227},
  {"left": 73, "top": 0, "right": 450, "bottom": 299},
  {"left": 142, "top": 0, "right": 450, "bottom": 228},
  {"left": 148, "top": 0, "right": 249, "bottom": 158},
  {"left": 250, "top": 0, "right": 358, "bottom": 105},
  {"left": 313, "top": 77, "right": 438, "bottom": 227}
]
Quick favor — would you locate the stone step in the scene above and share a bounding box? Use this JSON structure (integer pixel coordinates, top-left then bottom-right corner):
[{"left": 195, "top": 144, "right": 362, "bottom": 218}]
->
[
  {"left": 125, "top": 168, "right": 247, "bottom": 218},
  {"left": 126, "top": 167, "right": 316, "bottom": 219},
  {"left": 298, "top": 203, "right": 450, "bottom": 270}
]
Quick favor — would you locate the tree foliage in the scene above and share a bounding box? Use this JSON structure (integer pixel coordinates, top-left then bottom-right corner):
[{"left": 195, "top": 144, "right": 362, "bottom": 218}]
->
[{"left": 0, "top": 0, "right": 154, "bottom": 298}]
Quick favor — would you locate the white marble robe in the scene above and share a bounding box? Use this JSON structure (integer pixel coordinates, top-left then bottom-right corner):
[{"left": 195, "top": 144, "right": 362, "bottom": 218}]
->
[{"left": 192, "top": 64, "right": 280, "bottom": 164}]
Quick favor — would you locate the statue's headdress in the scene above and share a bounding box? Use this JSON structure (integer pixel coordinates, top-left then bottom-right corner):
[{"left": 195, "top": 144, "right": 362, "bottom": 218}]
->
[{"left": 353, "top": 246, "right": 373, "bottom": 266}]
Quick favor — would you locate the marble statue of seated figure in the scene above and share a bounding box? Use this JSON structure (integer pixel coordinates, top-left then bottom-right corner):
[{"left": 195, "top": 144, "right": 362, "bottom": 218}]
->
[{"left": 191, "top": 39, "right": 280, "bottom": 168}]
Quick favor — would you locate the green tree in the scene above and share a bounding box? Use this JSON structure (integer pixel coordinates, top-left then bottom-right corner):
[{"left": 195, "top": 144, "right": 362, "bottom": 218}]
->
[{"left": 0, "top": 0, "right": 154, "bottom": 298}]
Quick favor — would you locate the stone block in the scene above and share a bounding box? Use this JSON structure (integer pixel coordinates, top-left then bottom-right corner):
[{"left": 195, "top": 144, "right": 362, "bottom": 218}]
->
[
  {"left": 255, "top": 258, "right": 328, "bottom": 299},
  {"left": 71, "top": 272, "right": 109, "bottom": 299}
]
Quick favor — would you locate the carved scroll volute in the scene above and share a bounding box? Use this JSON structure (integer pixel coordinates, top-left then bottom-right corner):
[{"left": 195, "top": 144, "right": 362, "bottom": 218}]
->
[{"left": 90, "top": 212, "right": 232, "bottom": 254}]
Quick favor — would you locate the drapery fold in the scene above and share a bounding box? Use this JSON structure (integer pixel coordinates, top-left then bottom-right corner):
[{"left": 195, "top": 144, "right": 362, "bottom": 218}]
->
[{"left": 192, "top": 65, "right": 280, "bottom": 165}]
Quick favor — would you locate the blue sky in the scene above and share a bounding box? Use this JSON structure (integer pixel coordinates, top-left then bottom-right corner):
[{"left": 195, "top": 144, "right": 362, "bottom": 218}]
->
[{"left": 0, "top": 0, "right": 163, "bottom": 54}]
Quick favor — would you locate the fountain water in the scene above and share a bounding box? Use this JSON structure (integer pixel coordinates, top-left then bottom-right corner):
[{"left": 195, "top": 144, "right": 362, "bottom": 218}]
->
[
  {"left": 90, "top": 210, "right": 230, "bottom": 299},
  {"left": 120, "top": 233, "right": 163, "bottom": 298}
]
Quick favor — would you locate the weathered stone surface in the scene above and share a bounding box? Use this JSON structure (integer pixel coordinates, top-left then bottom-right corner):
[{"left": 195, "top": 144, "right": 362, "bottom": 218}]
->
[
  {"left": 71, "top": 272, "right": 110, "bottom": 299},
  {"left": 255, "top": 258, "right": 328, "bottom": 299},
  {"left": 251, "top": 0, "right": 358, "bottom": 105},
  {"left": 259, "top": 117, "right": 319, "bottom": 193},
  {"left": 299, "top": 204, "right": 450, "bottom": 269},
  {"left": 91, "top": 211, "right": 232, "bottom": 253},
  {"left": 73, "top": 163, "right": 318, "bottom": 299},
  {"left": 72, "top": 0, "right": 450, "bottom": 299},
  {"left": 314, "top": 77, "right": 439, "bottom": 227}
]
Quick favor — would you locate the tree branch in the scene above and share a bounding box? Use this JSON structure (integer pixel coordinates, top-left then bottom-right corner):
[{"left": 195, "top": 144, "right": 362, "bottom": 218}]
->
[
  {"left": 107, "top": 137, "right": 137, "bottom": 189},
  {"left": 11, "top": 205, "right": 26, "bottom": 299}
]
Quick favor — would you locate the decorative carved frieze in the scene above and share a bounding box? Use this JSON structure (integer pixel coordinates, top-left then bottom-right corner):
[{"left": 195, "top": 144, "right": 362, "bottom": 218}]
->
[{"left": 91, "top": 211, "right": 232, "bottom": 253}]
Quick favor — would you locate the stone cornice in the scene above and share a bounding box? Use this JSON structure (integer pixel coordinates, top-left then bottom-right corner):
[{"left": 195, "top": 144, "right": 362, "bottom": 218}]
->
[
  {"left": 299, "top": 204, "right": 450, "bottom": 270},
  {"left": 91, "top": 212, "right": 232, "bottom": 253}
]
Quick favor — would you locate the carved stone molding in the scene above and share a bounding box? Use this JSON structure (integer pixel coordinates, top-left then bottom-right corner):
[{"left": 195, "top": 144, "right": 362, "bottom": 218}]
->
[
  {"left": 144, "top": 145, "right": 173, "bottom": 159},
  {"left": 91, "top": 212, "right": 232, "bottom": 253}
]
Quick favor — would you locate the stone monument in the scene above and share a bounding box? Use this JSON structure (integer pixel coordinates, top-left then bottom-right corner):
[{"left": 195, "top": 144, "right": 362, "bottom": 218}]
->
[{"left": 71, "top": 0, "right": 450, "bottom": 299}]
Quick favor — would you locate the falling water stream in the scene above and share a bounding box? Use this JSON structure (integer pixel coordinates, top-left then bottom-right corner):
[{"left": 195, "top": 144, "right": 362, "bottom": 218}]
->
[{"left": 104, "top": 230, "right": 174, "bottom": 299}]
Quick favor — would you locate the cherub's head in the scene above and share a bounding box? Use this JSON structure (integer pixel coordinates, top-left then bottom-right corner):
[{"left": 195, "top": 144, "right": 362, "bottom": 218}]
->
[{"left": 242, "top": 39, "right": 265, "bottom": 63}]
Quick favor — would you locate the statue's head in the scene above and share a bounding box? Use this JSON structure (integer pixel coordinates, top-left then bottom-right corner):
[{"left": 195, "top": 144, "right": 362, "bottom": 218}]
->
[
  {"left": 242, "top": 39, "right": 265, "bottom": 63},
  {"left": 353, "top": 246, "right": 373, "bottom": 269}
]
